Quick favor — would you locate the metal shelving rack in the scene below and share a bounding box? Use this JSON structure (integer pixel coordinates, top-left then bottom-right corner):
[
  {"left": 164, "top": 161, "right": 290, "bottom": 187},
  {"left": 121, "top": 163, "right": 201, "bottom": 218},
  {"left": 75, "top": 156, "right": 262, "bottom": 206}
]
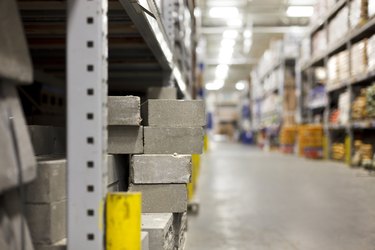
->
[
  {"left": 7, "top": 0, "right": 196, "bottom": 248},
  {"left": 298, "top": 0, "right": 375, "bottom": 164}
]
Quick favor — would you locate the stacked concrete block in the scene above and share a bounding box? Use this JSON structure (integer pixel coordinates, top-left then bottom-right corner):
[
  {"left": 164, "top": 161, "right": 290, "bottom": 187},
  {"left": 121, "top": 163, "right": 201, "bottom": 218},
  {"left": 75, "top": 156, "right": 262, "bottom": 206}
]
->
[
  {"left": 141, "top": 231, "right": 150, "bottom": 250},
  {"left": 108, "top": 96, "right": 143, "bottom": 154},
  {"left": 147, "top": 87, "right": 177, "bottom": 100},
  {"left": 173, "top": 213, "right": 188, "bottom": 250},
  {"left": 141, "top": 213, "right": 174, "bottom": 250},
  {"left": 25, "top": 156, "right": 67, "bottom": 249},
  {"left": 35, "top": 239, "right": 67, "bottom": 250},
  {"left": 142, "top": 100, "right": 205, "bottom": 154}
]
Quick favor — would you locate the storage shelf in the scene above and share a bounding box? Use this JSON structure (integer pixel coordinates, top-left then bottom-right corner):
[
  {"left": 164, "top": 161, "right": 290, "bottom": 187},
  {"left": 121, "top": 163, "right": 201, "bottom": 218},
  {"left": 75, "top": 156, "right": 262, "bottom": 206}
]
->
[
  {"left": 309, "top": 0, "right": 347, "bottom": 35},
  {"left": 303, "top": 18, "right": 375, "bottom": 72},
  {"left": 326, "top": 69, "right": 375, "bottom": 93}
]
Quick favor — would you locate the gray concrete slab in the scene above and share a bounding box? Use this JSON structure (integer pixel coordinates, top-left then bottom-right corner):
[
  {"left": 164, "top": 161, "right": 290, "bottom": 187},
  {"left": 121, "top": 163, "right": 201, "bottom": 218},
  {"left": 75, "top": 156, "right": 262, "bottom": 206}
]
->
[
  {"left": 144, "top": 127, "right": 204, "bottom": 154},
  {"left": 26, "top": 200, "right": 66, "bottom": 244},
  {"left": 108, "top": 96, "right": 141, "bottom": 125},
  {"left": 147, "top": 87, "right": 177, "bottom": 99},
  {"left": 141, "top": 213, "right": 174, "bottom": 250},
  {"left": 131, "top": 154, "right": 191, "bottom": 184},
  {"left": 141, "top": 231, "right": 149, "bottom": 250},
  {"left": 108, "top": 126, "right": 143, "bottom": 154},
  {"left": 129, "top": 184, "right": 187, "bottom": 213},
  {"left": 186, "top": 142, "right": 375, "bottom": 250},
  {"left": 34, "top": 239, "right": 66, "bottom": 250},
  {"left": 28, "top": 125, "right": 65, "bottom": 156},
  {"left": 142, "top": 100, "right": 205, "bottom": 127},
  {"left": 26, "top": 155, "right": 66, "bottom": 203}
]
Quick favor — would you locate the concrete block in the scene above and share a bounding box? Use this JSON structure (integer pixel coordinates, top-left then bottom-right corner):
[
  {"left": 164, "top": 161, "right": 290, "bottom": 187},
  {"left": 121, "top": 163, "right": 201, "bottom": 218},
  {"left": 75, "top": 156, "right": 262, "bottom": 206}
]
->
[
  {"left": 108, "top": 96, "right": 141, "bottom": 125},
  {"left": 141, "top": 213, "right": 174, "bottom": 250},
  {"left": 142, "top": 100, "right": 205, "bottom": 127},
  {"left": 26, "top": 200, "right": 66, "bottom": 244},
  {"left": 107, "top": 154, "right": 119, "bottom": 185},
  {"left": 141, "top": 232, "right": 149, "bottom": 250},
  {"left": 26, "top": 155, "right": 66, "bottom": 203},
  {"left": 147, "top": 87, "right": 177, "bottom": 99},
  {"left": 28, "top": 125, "right": 66, "bottom": 155},
  {"left": 129, "top": 184, "right": 187, "bottom": 213},
  {"left": 35, "top": 239, "right": 67, "bottom": 250},
  {"left": 173, "top": 213, "right": 187, "bottom": 250},
  {"left": 108, "top": 126, "right": 143, "bottom": 154},
  {"left": 144, "top": 127, "right": 204, "bottom": 154},
  {"left": 131, "top": 154, "right": 191, "bottom": 184},
  {"left": 107, "top": 182, "right": 120, "bottom": 192}
]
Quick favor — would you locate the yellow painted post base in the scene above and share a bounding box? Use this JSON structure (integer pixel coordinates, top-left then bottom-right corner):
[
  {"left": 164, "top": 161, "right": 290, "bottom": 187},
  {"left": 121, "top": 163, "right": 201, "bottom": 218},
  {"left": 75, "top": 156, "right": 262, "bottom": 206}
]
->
[{"left": 106, "top": 192, "right": 142, "bottom": 250}]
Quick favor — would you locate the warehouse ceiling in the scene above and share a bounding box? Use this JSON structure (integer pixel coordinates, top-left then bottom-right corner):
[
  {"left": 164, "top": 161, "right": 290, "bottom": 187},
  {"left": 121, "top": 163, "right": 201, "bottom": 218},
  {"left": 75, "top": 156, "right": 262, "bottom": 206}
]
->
[{"left": 198, "top": 0, "right": 315, "bottom": 91}]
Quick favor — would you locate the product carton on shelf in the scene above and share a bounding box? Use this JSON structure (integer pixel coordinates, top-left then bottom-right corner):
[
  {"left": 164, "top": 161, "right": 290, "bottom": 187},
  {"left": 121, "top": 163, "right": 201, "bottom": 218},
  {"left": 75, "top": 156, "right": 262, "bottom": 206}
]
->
[{"left": 351, "top": 39, "right": 368, "bottom": 77}]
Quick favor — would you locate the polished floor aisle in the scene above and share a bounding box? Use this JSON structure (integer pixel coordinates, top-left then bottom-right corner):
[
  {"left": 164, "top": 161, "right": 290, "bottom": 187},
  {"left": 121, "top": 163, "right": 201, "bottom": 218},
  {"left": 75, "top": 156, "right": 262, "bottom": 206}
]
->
[{"left": 186, "top": 142, "right": 375, "bottom": 250}]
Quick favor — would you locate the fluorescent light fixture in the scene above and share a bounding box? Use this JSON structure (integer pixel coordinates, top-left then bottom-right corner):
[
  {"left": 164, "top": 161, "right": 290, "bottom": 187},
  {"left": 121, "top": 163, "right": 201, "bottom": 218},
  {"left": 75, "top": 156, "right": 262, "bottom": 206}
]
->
[
  {"left": 209, "top": 7, "right": 239, "bottom": 18},
  {"left": 286, "top": 6, "right": 314, "bottom": 17},
  {"left": 221, "top": 39, "right": 236, "bottom": 48},
  {"left": 205, "top": 80, "right": 225, "bottom": 91},
  {"left": 235, "top": 81, "right": 246, "bottom": 91},
  {"left": 215, "top": 64, "right": 229, "bottom": 79},
  {"left": 244, "top": 29, "right": 252, "bottom": 39},
  {"left": 223, "top": 30, "right": 239, "bottom": 39},
  {"left": 227, "top": 18, "right": 242, "bottom": 27}
]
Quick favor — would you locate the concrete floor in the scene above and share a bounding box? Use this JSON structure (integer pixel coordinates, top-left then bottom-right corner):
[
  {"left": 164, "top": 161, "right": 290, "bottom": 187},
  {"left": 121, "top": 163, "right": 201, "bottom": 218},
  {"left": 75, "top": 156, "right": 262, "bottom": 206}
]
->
[{"left": 186, "top": 142, "right": 375, "bottom": 250}]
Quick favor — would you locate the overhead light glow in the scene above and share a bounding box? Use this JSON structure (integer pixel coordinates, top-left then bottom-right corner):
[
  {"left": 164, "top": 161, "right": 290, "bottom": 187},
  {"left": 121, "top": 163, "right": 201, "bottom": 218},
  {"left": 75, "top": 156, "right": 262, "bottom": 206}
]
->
[
  {"left": 209, "top": 7, "right": 239, "bottom": 18},
  {"left": 286, "top": 6, "right": 314, "bottom": 17},
  {"left": 244, "top": 29, "right": 252, "bottom": 38},
  {"left": 235, "top": 81, "right": 246, "bottom": 91},
  {"left": 205, "top": 80, "right": 225, "bottom": 91},
  {"left": 221, "top": 39, "right": 236, "bottom": 48},
  {"left": 215, "top": 64, "right": 229, "bottom": 79},
  {"left": 227, "top": 18, "right": 242, "bottom": 27},
  {"left": 223, "top": 30, "right": 239, "bottom": 39}
]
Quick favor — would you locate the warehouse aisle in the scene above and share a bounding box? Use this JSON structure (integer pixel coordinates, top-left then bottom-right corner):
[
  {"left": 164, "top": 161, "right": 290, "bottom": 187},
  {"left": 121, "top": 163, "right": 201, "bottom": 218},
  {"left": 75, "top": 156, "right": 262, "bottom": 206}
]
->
[{"left": 186, "top": 142, "right": 375, "bottom": 250}]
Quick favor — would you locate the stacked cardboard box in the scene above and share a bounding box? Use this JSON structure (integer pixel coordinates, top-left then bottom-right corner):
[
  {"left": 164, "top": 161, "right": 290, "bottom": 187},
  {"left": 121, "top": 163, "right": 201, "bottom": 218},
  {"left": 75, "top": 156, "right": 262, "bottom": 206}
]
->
[
  {"left": 337, "top": 50, "right": 350, "bottom": 81},
  {"left": 369, "top": 0, "right": 375, "bottom": 17},
  {"left": 327, "top": 55, "right": 339, "bottom": 85},
  {"left": 351, "top": 40, "right": 368, "bottom": 77},
  {"left": 312, "top": 29, "right": 328, "bottom": 56},
  {"left": 350, "top": 0, "right": 368, "bottom": 29},
  {"left": 367, "top": 34, "right": 375, "bottom": 71},
  {"left": 328, "top": 6, "right": 349, "bottom": 45}
]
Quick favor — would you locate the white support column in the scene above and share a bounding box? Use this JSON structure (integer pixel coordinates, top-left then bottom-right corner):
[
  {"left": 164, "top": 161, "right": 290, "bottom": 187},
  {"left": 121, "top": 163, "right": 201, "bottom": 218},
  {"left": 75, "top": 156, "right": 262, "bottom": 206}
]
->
[{"left": 67, "top": 0, "right": 108, "bottom": 249}]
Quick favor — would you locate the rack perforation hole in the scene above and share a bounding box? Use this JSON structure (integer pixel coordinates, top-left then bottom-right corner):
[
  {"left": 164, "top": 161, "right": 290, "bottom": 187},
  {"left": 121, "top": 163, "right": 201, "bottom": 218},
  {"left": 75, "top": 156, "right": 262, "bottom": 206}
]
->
[
  {"left": 87, "top": 89, "right": 94, "bottom": 96},
  {"left": 87, "top": 161, "right": 94, "bottom": 168},
  {"left": 87, "top": 234, "right": 94, "bottom": 240},
  {"left": 87, "top": 137, "right": 94, "bottom": 144},
  {"left": 87, "top": 65, "right": 94, "bottom": 72},
  {"left": 87, "top": 185, "right": 94, "bottom": 192},
  {"left": 87, "top": 209, "right": 94, "bottom": 216},
  {"left": 87, "top": 113, "right": 94, "bottom": 120},
  {"left": 87, "top": 17, "right": 94, "bottom": 24},
  {"left": 87, "top": 41, "right": 94, "bottom": 48}
]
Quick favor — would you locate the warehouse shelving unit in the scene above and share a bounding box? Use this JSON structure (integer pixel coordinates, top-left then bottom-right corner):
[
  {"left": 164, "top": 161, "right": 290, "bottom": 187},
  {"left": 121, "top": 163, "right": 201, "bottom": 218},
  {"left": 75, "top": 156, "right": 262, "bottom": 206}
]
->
[
  {"left": 2, "top": 0, "right": 197, "bottom": 248},
  {"left": 298, "top": 0, "right": 375, "bottom": 165},
  {"left": 251, "top": 49, "right": 297, "bottom": 149}
]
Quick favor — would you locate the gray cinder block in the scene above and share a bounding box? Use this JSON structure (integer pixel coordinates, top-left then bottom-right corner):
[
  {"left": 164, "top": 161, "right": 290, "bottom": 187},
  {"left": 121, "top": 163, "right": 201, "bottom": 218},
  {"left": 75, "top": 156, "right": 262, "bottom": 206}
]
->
[
  {"left": 129, "top": 184, "right": 187, "bottom": 213},
  {"left": 147, "top": 87, "right": 177, "bottom": 100},
  {"left": 173, "top": 213, "right": 187, "bottom": 250},
  {"left": 141, "top": 232, "right": 149, "bottom": 250},
  {"left": 26, "top": 155, "right": 66, "bottom": 203},
  {"left": 108, "top": 126, "right": 143, "bottom": 154},
  {"left": 142, "top": 213, "right": 174, "bottom": 250},
  {"left": 28, "top": 125, "right": 66, "bottom": 156},
  {"left": 26, "top": 200, "right": 66, "bottom": 244},
  {"left": 107, "top": 154, "right": 119, "bottom": 185},
  {"left": 142, "top": 100, "right": 205, "bottom": 127},
  {"left": 34, "top": 239, "right": 67, "bottom": 250},
  {"left": 107, "top": 182, "right": 120, "bottom": 192},
  {"left": 131, "top": 154, "right": 191, "bottom": 184},
  {"left": 108, "top": 96, "right": 141, "bottom": 125},
  {"left": 144, "top": 127, "right": 204, "bottom": 154}
]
